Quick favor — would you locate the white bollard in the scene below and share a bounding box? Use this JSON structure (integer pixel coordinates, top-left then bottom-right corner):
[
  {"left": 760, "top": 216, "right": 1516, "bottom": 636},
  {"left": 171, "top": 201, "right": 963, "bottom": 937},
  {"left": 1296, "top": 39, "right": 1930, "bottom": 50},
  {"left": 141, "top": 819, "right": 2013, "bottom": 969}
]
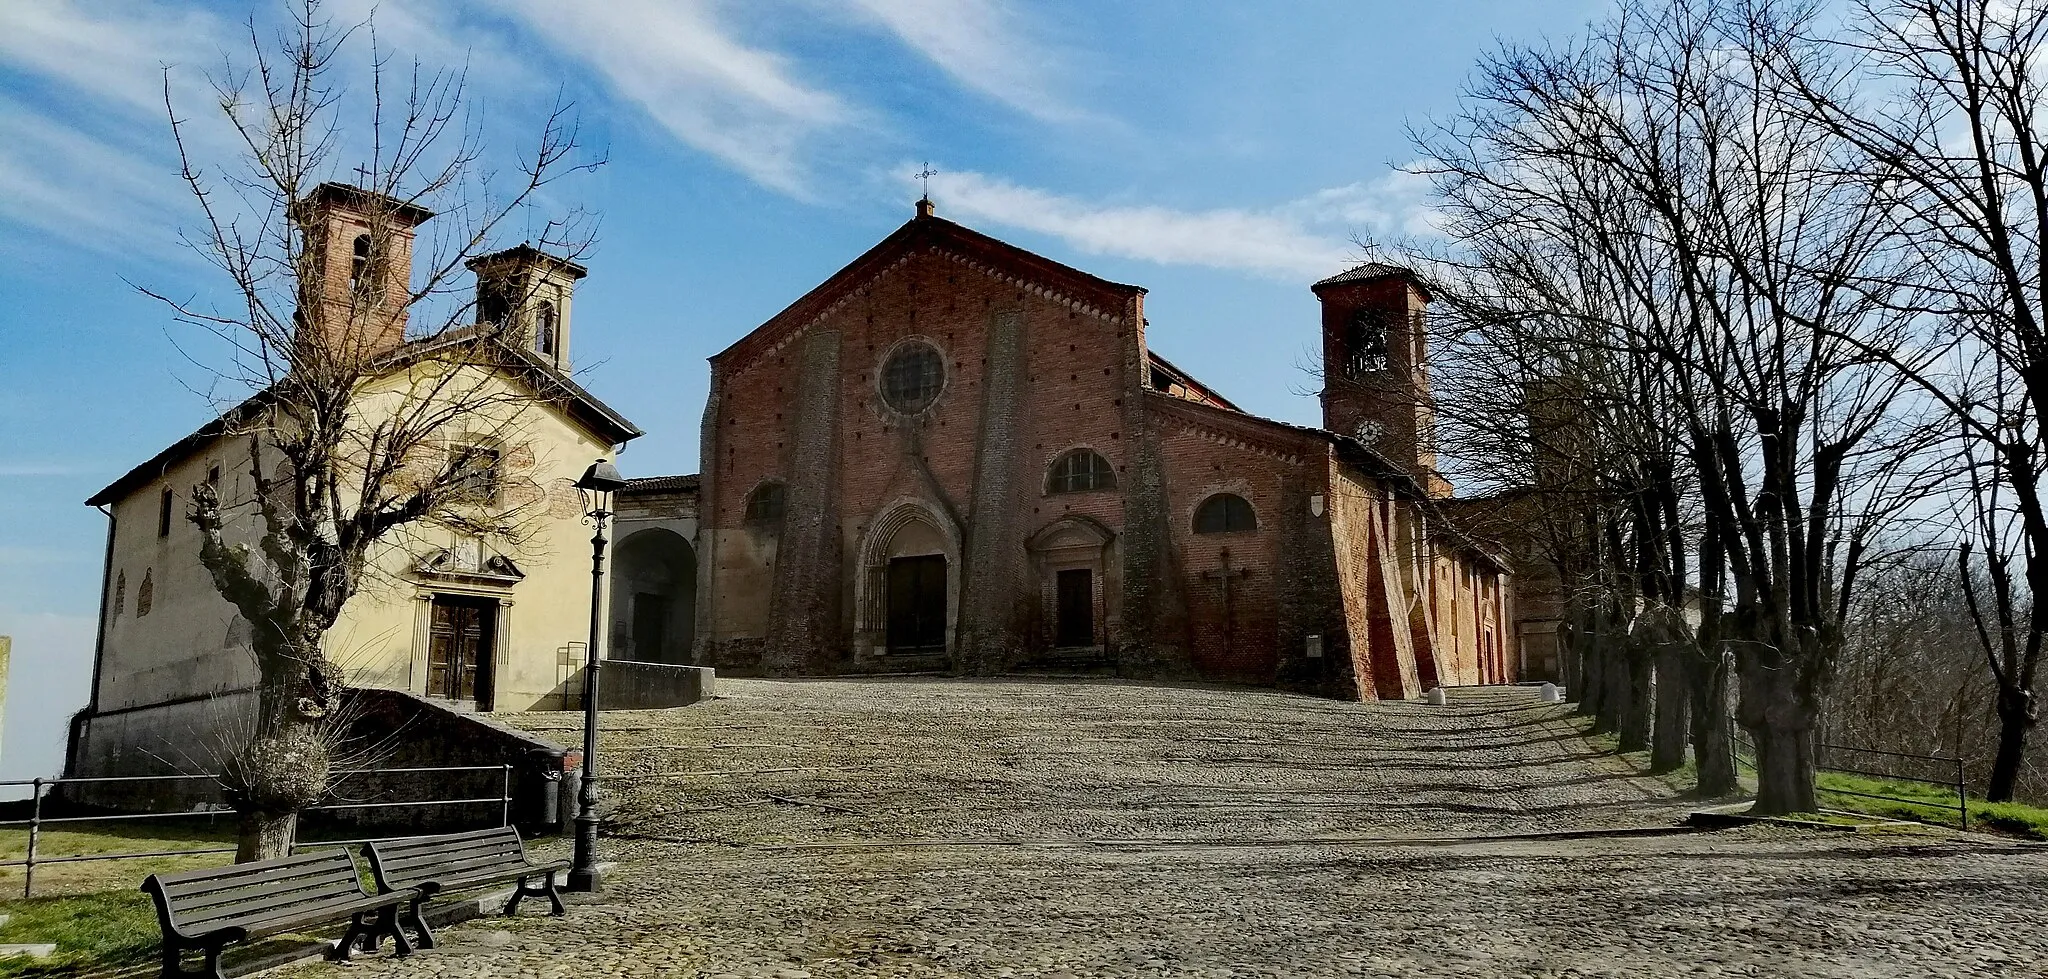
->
[
  {"left": 1427, "top": 687, "right": 1446, "bottom": 706},
  {"left": 1540, "top": 682, "right": 1562, "bottom": 703}
]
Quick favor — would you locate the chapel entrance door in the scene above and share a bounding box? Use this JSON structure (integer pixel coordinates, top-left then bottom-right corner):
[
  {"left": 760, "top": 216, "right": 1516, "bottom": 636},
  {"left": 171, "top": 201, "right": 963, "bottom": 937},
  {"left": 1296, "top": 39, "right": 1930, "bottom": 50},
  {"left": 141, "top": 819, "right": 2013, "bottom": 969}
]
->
[
  {"left": 886, "top": 555, "right": 948, "bottom": 652},
  {"left": 428, "top": 595, "right": 496, "bottom": 707},
  {"left": 1055, "top": 568, "right": 1094, "bottom": 647},
  {"left": 632, "top": 593, "right": 669, "bottom": 663}
]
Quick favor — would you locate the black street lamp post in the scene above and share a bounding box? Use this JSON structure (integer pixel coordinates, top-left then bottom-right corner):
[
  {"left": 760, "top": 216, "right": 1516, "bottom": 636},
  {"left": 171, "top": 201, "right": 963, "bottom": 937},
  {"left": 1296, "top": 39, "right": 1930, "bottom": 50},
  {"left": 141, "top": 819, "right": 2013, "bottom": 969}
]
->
[{"left": 568, "top": 457, "right": 628, "bottom": 893}]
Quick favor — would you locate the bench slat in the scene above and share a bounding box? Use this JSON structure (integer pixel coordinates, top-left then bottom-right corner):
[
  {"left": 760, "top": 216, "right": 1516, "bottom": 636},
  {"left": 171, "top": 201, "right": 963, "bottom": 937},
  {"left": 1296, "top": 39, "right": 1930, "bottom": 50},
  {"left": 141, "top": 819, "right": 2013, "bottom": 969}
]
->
[
  {"left": 417, "top": 859, "right": 572, "bottom": 896},
  {"left": 373, "top": 827, "right": 505, "bottom": 854},
  {"left": 378, "top": 842, "right": 522, "bottom": 874},
  {"left": 167, "top": 867, "right": 362, "bottom": 917},
  {"left": 206, "top": 892, "right": 411, "bottom": 942},
  {"left": 378, "top": 836, "right": 522, "bottom": 869},
  {"left": 177, "top": 883, "right": 370, "bottom": 930},
  {"left": 379, "top": 852, "right": 527, "bottom": 887},
  {"left": 366, "top": 827, "right": 555, "bottom": 903},
  {"left": 153, "top": 849, "right": 355, "bottom": 893}
]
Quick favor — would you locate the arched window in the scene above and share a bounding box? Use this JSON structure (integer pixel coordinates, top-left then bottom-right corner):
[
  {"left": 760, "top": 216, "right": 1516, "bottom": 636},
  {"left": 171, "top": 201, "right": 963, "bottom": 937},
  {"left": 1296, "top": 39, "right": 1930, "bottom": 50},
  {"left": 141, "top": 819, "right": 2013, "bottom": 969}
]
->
[
  {"left": 1046, "top": 449, "right": 1116, "bottom": 494},
  {"left": 880, "top": 341, "right": 945, "bottom": 413},
  {"left": 349, "top": 234, "right": 372, "bottom": 292},
  {"left": 745, "top": 482, "right": 786, "bottom": 524},
  {"left": 1194, "top": 493, "right": 1256, "bottom": 534},
  {"left": 1344, "top": 308, "right": 1391, "bottom": 376},
  {"left": 534, "top": 301, "right": 557, "bottom": 356}
]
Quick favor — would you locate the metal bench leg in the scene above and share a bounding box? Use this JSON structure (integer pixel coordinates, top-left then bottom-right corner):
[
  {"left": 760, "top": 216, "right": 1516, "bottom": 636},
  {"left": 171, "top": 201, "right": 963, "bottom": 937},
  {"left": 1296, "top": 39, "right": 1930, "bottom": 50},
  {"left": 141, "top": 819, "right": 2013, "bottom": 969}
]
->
[
  {"left": 381, "top": 904, "right": 417, "bottom": 958},
  {"left": 541, "top": 873, "right": 565, "bottom": 916},
  {"left": 502, "top": 883, "right": 526, "bottom": 917},
  {"left": 199, "top": 941, "right": 229, "bottom": 979},
  {"left": 333, "top": 913, "right": 367, "bottom": 963},
  {"left": 404, "top": 897, "right": 438, "bottom": 950}
]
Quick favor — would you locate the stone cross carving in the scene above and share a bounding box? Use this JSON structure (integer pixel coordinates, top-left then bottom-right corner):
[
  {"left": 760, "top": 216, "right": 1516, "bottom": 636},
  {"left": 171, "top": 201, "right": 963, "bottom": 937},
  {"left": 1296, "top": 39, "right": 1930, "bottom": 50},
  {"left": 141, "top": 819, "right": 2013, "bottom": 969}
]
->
[{"left": 1203, "top": 548, "right": 1251, "bottom": 655}]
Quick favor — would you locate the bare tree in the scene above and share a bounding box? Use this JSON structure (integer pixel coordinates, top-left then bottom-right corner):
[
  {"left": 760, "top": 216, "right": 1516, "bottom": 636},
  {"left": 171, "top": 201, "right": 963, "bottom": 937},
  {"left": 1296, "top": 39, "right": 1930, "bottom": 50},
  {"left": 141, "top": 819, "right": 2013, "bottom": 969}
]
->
[
  {"left": 143, "top": 1, "right": 599, "bottom": 859},
  {"left": 1758, "top": 0, "right": 2048, "bottom": 803},
  {"left": 1416, "top": 0, "right": 1939, "bottom": 812}
]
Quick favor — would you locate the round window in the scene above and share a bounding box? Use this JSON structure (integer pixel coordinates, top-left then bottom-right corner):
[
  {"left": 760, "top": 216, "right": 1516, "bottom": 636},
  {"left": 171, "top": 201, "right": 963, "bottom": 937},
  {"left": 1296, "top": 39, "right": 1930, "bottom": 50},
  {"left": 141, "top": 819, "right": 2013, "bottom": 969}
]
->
[{"left": 880, "top": 341, "right": 945, "bottom": 414}]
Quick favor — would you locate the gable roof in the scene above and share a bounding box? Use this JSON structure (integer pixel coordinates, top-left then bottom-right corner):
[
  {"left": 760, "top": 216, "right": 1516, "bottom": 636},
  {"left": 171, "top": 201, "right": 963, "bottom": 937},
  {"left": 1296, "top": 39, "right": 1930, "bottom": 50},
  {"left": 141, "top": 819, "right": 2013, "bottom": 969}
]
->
[
  {"left": 86, "top": 334, "right": 641, "bottom": 507},
  {"left": 712, "top": 208, "right": 1145, "bottom": 368}
]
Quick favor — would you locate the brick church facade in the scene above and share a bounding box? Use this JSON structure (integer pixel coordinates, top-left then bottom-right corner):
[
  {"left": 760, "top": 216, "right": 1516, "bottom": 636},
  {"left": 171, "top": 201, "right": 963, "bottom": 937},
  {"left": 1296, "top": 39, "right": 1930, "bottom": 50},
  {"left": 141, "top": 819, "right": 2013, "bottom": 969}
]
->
[{"left": 688, "top": 200, "right": 1518, "bottom": 700}]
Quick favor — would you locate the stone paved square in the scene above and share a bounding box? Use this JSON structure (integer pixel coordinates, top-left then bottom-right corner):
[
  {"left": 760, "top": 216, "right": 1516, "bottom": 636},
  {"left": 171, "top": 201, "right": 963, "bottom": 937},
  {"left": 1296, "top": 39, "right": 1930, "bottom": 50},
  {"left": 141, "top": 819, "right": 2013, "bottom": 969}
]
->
[{"left": 287, "top": 679, "right": 2048, "bottom": 978}]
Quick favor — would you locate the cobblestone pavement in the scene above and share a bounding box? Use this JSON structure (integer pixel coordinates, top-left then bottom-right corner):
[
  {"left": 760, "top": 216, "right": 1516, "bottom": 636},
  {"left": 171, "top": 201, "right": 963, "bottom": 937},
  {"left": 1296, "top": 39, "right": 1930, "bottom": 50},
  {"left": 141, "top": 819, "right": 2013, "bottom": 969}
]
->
[{"left": 292, "top": 678, "right": 2048, "bottom": 978}]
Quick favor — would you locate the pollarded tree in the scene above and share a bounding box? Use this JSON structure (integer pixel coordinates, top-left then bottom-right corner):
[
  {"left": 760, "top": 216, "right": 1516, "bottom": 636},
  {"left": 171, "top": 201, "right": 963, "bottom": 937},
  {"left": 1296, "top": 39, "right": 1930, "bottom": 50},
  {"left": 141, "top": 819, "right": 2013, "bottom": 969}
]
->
[
  {"left": 144, "top": 1, "right": 600, "bottom": 859},
  {"left": 1759, "top": 0, "right": 2048, "bottom": 803},
  {"left": 1416, "top": 0, "right": 1940, "bottom": 811}
]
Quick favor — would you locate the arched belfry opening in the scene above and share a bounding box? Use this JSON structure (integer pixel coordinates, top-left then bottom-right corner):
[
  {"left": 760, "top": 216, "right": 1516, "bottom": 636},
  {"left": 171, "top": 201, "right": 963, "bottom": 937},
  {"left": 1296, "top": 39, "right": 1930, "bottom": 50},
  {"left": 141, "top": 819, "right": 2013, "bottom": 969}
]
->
[
  {"left": 610, "top": 527, "right": 696, "bottom": 664},
  {"left": 854, "top": 499, "right": 962, "bottom": 663}
]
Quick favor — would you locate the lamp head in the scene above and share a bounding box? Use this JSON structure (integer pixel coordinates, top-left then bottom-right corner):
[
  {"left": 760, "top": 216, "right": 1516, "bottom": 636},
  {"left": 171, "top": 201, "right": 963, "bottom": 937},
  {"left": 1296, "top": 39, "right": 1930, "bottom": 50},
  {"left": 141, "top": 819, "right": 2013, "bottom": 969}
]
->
[{"left": 575, "top": 458, "right": 628, "bottom": 493}]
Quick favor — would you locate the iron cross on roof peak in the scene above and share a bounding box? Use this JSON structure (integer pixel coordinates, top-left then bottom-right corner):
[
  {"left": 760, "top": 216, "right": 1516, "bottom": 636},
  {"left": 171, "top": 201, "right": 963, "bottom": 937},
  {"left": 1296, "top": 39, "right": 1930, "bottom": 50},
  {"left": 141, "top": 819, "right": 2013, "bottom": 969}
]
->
[{"left": 914, "top": 162, "right": 939, "bottom": 217}]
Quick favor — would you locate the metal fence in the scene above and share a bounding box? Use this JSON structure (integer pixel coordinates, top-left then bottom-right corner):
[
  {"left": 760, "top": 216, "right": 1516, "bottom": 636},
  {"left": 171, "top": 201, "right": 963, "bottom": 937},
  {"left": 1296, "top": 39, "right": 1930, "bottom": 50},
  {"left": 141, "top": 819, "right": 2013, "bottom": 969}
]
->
[
  {"left": 0, "top": 764, "right": 512, "bottom": 898},
  {"left": 1730, "top": 729, "right": 1967, "bottom": 827}
]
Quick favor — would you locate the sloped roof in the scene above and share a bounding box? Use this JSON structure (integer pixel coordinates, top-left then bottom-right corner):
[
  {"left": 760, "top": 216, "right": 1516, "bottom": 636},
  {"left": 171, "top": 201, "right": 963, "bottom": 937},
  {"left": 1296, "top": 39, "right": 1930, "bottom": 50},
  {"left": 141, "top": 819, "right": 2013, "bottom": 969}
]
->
[
  {"left": 87, "top": 335, "right": 642, "bottom": 507},
  {"left": 1311, "top": 262, "right": 1433, "bottom": 299},
  {"left": 622, "top": 474, "right": 700, "bottom": 494},
  {"left": 712, "top": 207, "right": 1145, "bottom": 367}
]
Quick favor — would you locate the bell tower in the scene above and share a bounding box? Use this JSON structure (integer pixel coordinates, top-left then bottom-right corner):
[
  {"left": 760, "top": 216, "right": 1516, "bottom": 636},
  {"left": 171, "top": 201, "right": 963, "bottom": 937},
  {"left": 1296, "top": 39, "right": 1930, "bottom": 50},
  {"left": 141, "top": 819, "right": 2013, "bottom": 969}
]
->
[
  {"left": 466, "top": 245, "right": 588, "bottom": 372},
  {"left": 295, "top": 182, "right": 434, "bottom": 361},
  {"left": 1312, "top": 263, "right": 1451, "bottom": 497}
]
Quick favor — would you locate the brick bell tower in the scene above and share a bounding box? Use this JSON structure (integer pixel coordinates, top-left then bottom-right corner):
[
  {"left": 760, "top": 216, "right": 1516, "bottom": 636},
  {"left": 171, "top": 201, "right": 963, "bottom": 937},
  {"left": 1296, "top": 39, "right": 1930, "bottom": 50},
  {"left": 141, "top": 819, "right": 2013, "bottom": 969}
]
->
[
  {"left": 294, "top": 182, "right": 434, "bottom": 361},
  {"left": 1312, "top": 263, "right": 1452, "bottom": 498}
]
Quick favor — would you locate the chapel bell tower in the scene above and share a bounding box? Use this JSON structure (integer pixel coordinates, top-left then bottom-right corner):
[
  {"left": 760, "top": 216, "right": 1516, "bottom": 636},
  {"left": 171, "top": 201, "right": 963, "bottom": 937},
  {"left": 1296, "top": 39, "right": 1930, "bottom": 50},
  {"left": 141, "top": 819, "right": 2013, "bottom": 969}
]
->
[
  {"left": 1312, "top": 263, "right": 1452, "bottom": 498},
  {"left": 467, "top": 245, "right": 588, "bottom": 372},
  {"left": 296, "top": 182, "right": 434, "bottom": 360}
]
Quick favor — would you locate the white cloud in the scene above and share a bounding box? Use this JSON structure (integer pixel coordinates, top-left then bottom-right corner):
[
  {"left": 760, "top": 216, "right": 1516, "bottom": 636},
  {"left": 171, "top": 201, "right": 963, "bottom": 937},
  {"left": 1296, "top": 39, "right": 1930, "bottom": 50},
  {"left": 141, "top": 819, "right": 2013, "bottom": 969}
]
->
[
  {"left": 490, "top": 0, "right": 849, "bottom": 195},
  {"left": 0, "top": 97, "right": 186, "bottom": 255},
  {"left": 919, "top": 166, "right": 1443, "bottom": 280},
  {"left": 0, "top": 1, "right": 219, "bottom": 119},
  {"left": 844, "top": 0, "right": 1080, "bottom": 122},
  {"left": 1290, "top": 168, "right": 1445, "bottom": 240},
  {"left": 0, "top": 3, "right": 233, "bottom": 258}
]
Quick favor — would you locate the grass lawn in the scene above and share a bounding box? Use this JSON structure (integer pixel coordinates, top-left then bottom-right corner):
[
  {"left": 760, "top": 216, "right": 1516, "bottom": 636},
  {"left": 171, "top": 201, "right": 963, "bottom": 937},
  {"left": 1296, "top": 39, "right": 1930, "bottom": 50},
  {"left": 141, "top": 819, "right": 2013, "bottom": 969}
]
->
[
  {"left": 1814, "top": 772, "right": 2048, "bottom": 839},
  {"left": 1569, "top": 713, "right": 2048, "bottom": 839},
  {"left": 0, "top": 817, "right": 237, "bottom": 899}
]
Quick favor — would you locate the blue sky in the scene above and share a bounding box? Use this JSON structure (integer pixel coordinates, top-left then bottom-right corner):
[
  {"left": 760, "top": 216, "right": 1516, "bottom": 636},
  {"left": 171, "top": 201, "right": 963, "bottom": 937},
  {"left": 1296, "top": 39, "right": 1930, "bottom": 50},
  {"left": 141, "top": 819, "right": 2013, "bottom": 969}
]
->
[{"left": 0, "top": 0, "right": 1602, "bottom": 781}]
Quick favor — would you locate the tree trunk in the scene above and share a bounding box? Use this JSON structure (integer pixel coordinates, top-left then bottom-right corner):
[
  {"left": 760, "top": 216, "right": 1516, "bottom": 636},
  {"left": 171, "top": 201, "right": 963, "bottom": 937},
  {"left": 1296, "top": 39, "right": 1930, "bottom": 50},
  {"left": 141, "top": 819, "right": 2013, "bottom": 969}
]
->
[
  {"left": 226, "top": 694, "right": 331, "bottom": 862},
  {"left": 1560, "top": 631, "right": 1582, "bottom": 704},
  {"left": 1689, "top": 650, "right": 1737, "bottom": 795},
  {"left": 1652, "top": 644, "right": 1690, "bottom": 772},
  {"left": 237, "top": 811, "right": 299, "bottom": 862},
  {"left": 1987, "top": 693, "right": 2032, "bottom": 803},
  {"left": 1621, "top": 645, "right": 1653, "bottom": 752},
  {"left": 1600, "top": 630, "right": 1630, "bottom": 735},
  {"left": 1739, "top": 639, "right": 1823, "bottom": 815},
  {"left": 1749, "top": 722, "right": 1818, "bottom": 814},
  {"left": 1578, "top": 629, "right": 1606, "bottom": 722}
]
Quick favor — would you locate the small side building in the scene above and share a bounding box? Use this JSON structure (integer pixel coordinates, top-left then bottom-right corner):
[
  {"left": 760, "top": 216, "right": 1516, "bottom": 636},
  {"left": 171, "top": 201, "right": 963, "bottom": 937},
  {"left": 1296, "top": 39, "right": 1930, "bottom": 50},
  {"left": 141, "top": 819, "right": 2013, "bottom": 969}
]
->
[{"left": 67, "top": 184, "right": 647, "bottom": 792}]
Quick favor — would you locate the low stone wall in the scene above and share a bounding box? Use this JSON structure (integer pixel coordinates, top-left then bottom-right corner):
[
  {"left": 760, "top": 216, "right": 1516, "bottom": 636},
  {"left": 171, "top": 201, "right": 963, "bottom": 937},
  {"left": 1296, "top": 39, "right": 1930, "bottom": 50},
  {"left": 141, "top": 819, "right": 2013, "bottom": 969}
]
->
[
  {"left": 61, "top": 689, "right": 571, "bottom": 834},
  {"left": 599, "top": 661, "right": 714, "bottom": 710}
]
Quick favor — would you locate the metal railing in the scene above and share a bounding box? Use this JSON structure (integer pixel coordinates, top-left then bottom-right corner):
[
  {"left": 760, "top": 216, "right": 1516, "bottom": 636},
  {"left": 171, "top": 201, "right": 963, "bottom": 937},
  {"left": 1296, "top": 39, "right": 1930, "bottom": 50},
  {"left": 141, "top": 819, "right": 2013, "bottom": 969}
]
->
[
  {"left": 0, "top": 764, "right": 513, "bottom": 898},
  {"left": 1731, "top": 729, "right": 1967, "bottom": 827}
]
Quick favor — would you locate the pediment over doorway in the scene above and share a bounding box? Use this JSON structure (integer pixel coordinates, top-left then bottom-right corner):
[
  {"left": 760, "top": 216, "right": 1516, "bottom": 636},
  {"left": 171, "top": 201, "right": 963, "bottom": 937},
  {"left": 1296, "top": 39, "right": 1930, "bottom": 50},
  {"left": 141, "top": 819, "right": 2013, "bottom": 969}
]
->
[{"left": 1028, "top": 514, "right": 1116, "bottom": 556}]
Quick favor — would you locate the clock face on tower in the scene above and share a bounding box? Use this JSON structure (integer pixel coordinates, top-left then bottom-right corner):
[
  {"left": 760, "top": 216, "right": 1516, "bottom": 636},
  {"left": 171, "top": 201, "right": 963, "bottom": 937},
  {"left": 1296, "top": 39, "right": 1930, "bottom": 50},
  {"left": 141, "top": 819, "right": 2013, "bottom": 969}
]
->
[{"left": 1354, "top": 419, "right": 1384, "bottom": 444}]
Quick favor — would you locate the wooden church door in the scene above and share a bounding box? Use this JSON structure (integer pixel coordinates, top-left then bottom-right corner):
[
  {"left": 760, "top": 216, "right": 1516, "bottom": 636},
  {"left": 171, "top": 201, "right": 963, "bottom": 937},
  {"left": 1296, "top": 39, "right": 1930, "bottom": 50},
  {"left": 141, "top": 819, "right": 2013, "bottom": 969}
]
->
[{"left": 886, "top": 555, "right": 948, "bottom": 651}]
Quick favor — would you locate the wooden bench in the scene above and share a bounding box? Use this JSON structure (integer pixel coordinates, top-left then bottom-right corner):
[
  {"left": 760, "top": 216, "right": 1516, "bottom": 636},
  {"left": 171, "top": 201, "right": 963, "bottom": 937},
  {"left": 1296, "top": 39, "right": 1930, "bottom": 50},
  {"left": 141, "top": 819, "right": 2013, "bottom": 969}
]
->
[
  {"left": 365, "top": 826, "right": 569, "bottom": 948},
  {"left": 139, "top": 848, "right": 416, "bottom": 979}
]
